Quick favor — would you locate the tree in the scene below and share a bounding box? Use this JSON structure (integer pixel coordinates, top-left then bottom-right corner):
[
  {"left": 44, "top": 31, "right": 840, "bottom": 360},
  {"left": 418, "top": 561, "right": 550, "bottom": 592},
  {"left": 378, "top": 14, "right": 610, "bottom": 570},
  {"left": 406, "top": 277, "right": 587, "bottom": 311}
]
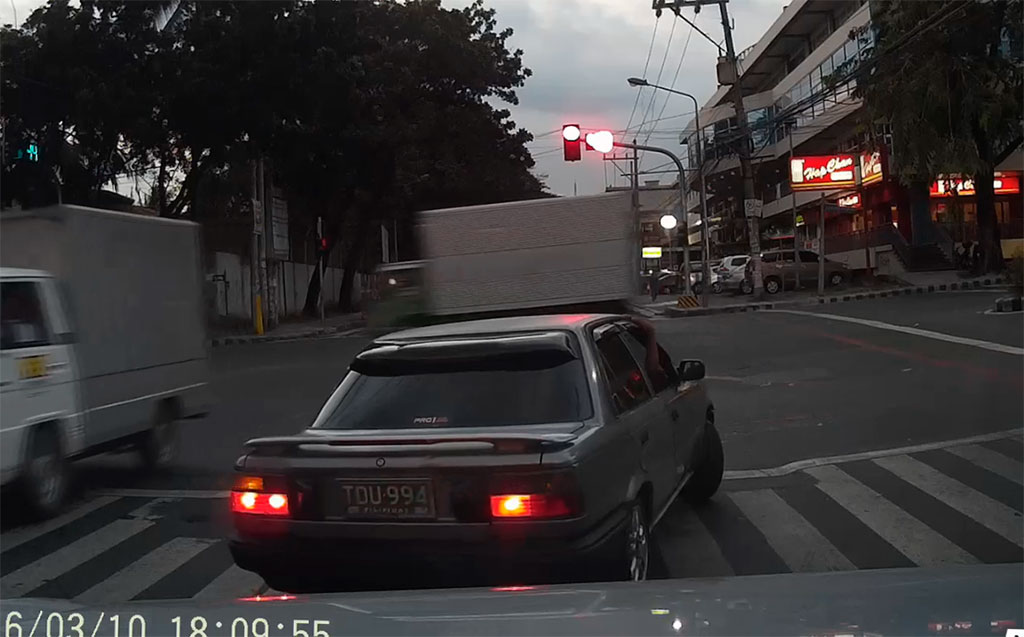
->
[{"left": 855, "top": 0, "right": 1023, "bottom": 272}]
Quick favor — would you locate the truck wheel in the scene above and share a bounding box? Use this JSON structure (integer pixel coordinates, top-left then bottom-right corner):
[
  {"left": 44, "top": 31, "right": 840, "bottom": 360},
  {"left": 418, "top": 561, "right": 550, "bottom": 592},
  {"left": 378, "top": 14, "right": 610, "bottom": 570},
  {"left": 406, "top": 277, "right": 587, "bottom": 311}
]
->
[
  {"left": 23, "top": 425, "right": 68, "bottom": 519},
  {"left": 764, "top": 277, "right": 782, "bottom": 294},
  {"left": 683, "top": 420, "right": 724, "bottom": 505},
  {"left": 608, "top": 500, "right": 649, "bottom": 581},
  {"left": 140, "top": 403, "right": 178, "bottom": 471}
]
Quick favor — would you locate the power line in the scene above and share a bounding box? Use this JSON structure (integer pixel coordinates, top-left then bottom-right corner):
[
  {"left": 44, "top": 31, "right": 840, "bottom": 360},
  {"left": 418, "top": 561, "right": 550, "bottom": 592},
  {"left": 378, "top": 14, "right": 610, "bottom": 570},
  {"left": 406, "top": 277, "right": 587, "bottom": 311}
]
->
[
  {"left": 637, "top": 16, "right": 677, "bottom": 140},
  {"left": 623, "top": 15, "right": 661, "bottom": 142},
  {"left": 642, "top": 22, "right": 695, "bottom": 152}
]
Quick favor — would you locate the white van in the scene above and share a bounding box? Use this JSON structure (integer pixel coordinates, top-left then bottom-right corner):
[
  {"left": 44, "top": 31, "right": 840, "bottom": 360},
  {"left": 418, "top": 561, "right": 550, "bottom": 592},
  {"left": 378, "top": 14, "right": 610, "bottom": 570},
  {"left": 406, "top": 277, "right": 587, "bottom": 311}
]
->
[{"left": 1, "top": 205, "right": 211, "bottom": 517}]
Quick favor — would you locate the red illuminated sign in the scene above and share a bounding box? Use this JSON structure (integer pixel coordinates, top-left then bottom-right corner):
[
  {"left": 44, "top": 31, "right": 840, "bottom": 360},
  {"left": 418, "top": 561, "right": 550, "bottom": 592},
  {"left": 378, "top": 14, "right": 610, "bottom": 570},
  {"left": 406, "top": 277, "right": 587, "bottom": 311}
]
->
[
  {"left": 837, "top": 193, "right": 862, "bottom": 208},
  {"left": 790, "top": 155, "right": 857, "bottom": 191},
  {"left": 860, "top": 150, "right": 885, "bottom": 186},
  {"left": 929, "top": 173, "right": 1021, "bottom": 197}
]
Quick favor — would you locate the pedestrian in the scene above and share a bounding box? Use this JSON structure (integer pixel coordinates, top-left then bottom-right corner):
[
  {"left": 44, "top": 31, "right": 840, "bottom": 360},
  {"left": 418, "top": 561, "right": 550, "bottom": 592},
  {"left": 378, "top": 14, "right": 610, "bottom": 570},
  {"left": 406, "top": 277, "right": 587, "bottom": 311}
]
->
[{"left": 649, "top": 270, "right": 660, "bottom": 302}]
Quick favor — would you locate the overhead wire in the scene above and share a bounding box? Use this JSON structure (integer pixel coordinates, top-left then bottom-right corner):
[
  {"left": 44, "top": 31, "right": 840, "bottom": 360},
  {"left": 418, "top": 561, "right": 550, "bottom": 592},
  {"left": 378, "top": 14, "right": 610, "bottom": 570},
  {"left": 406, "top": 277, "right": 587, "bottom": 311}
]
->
[{"left": 622, "top": 14, "right": 661, "bottom": 143}]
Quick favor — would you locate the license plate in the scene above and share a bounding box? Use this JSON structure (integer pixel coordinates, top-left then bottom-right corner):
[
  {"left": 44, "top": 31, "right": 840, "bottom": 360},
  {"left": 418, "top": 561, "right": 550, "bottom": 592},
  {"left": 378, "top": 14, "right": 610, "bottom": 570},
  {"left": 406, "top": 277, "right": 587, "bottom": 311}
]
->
[
  {"left": 17, "top": 356, "right": 47, "bottom": 380},
  {"left": 334, "top": 480, "right": 435, "bottom": 519}
]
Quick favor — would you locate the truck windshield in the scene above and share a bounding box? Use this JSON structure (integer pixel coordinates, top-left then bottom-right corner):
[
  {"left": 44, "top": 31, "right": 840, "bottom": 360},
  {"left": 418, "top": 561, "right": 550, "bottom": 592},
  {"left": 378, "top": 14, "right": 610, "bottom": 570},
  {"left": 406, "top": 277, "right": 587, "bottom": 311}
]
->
[{"left": 313, "top": 360, "right": 593, "bottom": 429}]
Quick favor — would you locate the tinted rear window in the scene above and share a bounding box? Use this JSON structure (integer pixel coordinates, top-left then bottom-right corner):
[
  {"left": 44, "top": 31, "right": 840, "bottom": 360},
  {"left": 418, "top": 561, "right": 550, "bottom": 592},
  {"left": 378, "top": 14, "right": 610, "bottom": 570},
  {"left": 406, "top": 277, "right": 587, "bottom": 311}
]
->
[{"left": 314, "top": 346, "right": 593, "bottom": 429}]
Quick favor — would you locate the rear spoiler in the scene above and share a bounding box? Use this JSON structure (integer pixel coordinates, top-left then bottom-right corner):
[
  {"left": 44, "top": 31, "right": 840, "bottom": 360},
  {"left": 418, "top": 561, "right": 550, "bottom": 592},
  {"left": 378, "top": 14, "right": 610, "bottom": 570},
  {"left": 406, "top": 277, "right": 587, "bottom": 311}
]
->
[{"left": 244, "top": 432, "right": 578, "bottom": 456}]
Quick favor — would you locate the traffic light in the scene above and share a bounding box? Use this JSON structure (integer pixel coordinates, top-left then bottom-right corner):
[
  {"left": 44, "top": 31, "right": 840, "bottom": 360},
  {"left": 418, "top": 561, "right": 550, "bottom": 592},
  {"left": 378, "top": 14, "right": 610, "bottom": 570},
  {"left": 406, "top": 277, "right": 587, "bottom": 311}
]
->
[
  {"left": 562, "top": 124, "right": 582, "bottom": 162},
  {"left": 585, "top": 130, "right": 614, "bottom": 154}
]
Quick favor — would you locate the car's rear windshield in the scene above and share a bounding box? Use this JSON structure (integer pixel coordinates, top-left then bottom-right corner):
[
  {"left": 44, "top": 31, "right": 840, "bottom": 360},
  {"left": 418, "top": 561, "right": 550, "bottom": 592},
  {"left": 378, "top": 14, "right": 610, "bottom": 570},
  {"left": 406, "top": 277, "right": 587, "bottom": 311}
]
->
[{"left": 312, "top": 335, "right": 593, "bottom": 429}]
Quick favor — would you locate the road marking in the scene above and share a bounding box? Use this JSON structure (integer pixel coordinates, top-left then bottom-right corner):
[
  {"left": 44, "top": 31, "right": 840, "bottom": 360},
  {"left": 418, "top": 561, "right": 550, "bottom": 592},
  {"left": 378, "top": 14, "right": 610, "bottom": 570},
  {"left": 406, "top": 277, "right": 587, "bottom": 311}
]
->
[
  {"left": 75, "top": 537, "right": 216, "bottom": 603},
  {"left": 193, "top": 564, "right": 267, "bottom": 601},
  {"left": 873, "top": 455, "right": 1023, "bottom": 547},
  {"left": 724, "top": 428, "right": 1024, "bottom": 480},
  {"left": 0, "top": 518, "right": 153, "bottom": 597},
  {"left": 807, "top": 465, "right": 977, "bottom": 567},
  {"left": 946, "top": 444, "right": 1024, "bottom": 485},
  {"left": 728, "top": 489, "right": 854, "bottom": 573},
  {"left": 655, "top": 505, "right": 733, "bottom": 578},
  {"left": 0, "top": 496, "right": 121, "bottom": 552},
  {"left": 91, "top": 488, "right": 229, "bottom": 499},
  {"left": 766, "top": 309, "right": 1024, "bottom": 356},
  {"left": 126, "top": 497, "right": 180, "bottom": 520}
]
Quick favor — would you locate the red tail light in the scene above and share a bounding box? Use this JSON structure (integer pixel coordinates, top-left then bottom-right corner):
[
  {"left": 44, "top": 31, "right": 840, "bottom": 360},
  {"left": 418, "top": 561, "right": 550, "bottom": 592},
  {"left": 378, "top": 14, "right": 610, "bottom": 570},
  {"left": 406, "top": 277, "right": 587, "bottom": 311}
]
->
[
  {"left": 490, "top": 494, "right": 574, "bottom": 519},
  {"left": 231, "top": 491, "right": 290, "bottom": 516},
  {"left": 230, "top": 475, "right": 291, "bottom": 516}
]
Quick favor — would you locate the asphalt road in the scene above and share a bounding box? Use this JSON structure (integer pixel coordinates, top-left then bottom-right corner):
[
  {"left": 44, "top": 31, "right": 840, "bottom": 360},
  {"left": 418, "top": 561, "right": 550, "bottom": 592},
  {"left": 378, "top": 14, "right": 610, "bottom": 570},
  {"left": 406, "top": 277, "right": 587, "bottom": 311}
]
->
[{"left": 2, "top": 289, "right": 1021, "bottom": 603}]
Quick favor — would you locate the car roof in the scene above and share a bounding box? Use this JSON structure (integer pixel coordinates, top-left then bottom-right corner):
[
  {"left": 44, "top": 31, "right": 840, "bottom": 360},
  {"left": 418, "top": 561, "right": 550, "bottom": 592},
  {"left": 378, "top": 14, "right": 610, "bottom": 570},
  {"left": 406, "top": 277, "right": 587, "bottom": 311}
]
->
[
  {"left": 0, "top": 267, "right": 51, "bottom": 279},
  {"left": 378, "top": 314, "right": 618, "bottom": 343}
]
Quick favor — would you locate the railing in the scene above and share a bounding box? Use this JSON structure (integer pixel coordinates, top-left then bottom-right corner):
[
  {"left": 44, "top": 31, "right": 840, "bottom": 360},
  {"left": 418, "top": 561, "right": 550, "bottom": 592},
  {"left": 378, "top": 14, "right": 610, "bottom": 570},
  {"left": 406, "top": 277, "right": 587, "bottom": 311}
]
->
[{"left": 824, "top": 227, "right": 895, "bottom": 254}]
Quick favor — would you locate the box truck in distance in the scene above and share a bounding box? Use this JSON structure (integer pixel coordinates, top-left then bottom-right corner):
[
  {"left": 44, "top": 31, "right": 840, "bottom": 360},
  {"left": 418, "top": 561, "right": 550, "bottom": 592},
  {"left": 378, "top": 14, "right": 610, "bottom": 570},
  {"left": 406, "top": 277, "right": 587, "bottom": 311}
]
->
[
  {"left": 417, "top": 191, "right": 638, "bottom": 317},
  {"left": 1, "top": 204, "right": 211, "bottom": 517}
]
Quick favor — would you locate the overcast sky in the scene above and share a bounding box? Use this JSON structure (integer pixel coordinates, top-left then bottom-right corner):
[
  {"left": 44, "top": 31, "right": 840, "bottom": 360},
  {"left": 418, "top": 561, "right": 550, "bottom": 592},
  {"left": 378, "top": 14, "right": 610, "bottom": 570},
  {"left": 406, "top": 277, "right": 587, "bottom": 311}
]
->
[{"left": 1, "top": 0, "right": 786, "bottom": 197}]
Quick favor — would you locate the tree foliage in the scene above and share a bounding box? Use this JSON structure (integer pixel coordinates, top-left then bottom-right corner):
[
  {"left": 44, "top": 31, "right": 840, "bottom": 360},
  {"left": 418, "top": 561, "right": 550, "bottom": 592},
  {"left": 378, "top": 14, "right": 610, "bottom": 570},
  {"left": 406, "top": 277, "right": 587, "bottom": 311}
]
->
[
  {"left": 855, "top": 0, "right": 1023, "bottom": 271},
  {"left": 2, "top": 0, "right": 548, "bottom": 306}
]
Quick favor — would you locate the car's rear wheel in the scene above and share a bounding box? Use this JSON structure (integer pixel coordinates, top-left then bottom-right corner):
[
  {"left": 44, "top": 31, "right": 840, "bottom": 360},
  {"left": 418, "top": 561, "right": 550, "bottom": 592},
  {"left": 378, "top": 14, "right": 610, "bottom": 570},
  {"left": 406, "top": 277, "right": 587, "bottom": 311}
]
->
[
  {"left": 683, "top": 420, "right": 724, "bottom": 505},
  {"left": 608, "top": 500, "right": 649, "bottom": 581},
  {"left": 711, "top": 281, "right": 724, "bottom": 294},
  {"left": 829, "top": 272, "right": 845, "bottom": 287},
  {"left": 764, "top": 276, "right": 782, "bottom": 294},
  {"left": 740, "top": 279, "right": 753, "bottom": 294},
  {"left": 23, "top": 425, "right": 68, "bottom": 519}
]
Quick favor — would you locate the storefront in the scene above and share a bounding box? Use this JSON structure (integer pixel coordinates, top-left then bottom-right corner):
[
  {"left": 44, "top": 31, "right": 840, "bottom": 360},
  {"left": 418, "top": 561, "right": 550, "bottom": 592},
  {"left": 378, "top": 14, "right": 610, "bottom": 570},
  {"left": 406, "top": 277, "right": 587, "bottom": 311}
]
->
[{"left": 928, "top": 172, "right": 1023, "bottom": 254}]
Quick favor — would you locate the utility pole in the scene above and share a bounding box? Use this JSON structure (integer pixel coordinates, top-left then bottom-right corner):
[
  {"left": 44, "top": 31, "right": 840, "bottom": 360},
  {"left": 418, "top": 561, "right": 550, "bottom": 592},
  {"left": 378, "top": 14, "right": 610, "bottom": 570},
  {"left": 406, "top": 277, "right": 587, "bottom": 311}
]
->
[
  {"left": 787, "top": 121, "right": 801, "bottom": 290},
  {"left": 651, "top": 0, "right": 762, "bottom": 298},
  {"left": 250, "top": 160, "right": 265, "bottom": 335},
  {"left": 717, "top": 1, "right": 763, "bottom": 299}
]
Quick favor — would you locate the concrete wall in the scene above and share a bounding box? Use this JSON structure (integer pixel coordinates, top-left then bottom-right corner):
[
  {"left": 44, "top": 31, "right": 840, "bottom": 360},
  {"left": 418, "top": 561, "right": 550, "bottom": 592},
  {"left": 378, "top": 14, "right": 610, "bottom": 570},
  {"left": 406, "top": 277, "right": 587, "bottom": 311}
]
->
[{"left": 206, "top": 251, "right": 360, "bottom": 321}]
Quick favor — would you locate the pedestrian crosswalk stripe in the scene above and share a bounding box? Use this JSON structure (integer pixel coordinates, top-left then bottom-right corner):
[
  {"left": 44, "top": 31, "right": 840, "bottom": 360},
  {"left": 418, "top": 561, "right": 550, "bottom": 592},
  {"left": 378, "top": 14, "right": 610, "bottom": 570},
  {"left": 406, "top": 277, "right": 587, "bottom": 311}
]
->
[
  {"left": 193, "top": 564, "right": 266, "bottom": 601},
  {"left": 873, "top": 455, "right": 1024, "bottom": 547},
  {"left": 0, "top": 518, "right": 153, "bottom": 598},
  {"left": 75, "top": 537, "right": 216, "bottom": 604},
  {"left": 946, "top": 444, "right": 1023, "bottom": 485},
  {"left": 0, "top": 496, "right": 121, "bottom": 552},
  {"left": 654, "top": 504, "right": 734, "bottom": 578},
  {"left": 806, "top": 465, "right": 978, "bottom": 567},
  {"left": 728, "top": 489, "right": 855, "bottom": 573}
]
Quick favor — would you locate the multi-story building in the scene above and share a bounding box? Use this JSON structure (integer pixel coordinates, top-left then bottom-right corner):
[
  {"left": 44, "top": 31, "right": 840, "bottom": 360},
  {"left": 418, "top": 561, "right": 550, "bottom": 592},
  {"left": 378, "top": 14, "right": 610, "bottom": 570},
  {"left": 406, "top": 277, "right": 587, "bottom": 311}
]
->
[{"left": 679, "top": 0, "right": 1022, "bottom": 271}]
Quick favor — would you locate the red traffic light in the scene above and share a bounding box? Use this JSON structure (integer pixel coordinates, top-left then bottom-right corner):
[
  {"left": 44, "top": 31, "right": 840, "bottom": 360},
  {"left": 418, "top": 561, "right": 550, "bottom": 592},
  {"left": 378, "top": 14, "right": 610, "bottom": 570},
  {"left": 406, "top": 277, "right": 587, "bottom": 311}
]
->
[
  {"left": 562, "top": 124, "right": 582, "bottom": 162},
  {"left": 319, "top": 237, "right": 328, "bottom": 252},
  {"left": 585, "top": 130, "right": 614, "bottom": 154}
]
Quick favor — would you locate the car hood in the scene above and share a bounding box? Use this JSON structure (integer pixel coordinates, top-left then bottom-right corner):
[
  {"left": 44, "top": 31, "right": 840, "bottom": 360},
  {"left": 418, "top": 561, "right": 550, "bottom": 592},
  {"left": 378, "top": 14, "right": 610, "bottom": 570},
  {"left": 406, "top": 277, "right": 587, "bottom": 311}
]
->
[{"left": 7, "top": 564, "right": 1020, "bottom": 636}]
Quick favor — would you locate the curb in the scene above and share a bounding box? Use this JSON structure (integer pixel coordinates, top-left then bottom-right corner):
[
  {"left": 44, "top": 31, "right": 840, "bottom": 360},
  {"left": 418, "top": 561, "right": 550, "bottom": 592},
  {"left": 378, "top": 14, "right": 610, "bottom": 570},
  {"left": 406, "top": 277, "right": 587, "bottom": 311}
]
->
[
  {"left": 663, "top": 277, "right": 1006, "bottom": 318},
  {"left": 994, "top": 296, "right": 1023, "bottom": 313},
  {"left": 210, "top": 319, "right": 366, "bottom": 347}
]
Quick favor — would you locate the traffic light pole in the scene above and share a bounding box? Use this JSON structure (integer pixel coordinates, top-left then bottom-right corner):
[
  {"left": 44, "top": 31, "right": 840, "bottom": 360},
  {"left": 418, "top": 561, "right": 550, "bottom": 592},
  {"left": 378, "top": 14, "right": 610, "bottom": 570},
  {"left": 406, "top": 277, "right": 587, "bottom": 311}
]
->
[
  {"left": 317, "top": 216, "right": 325, "bottom": 327},
  {"left": 612, "top": 140, "right": 710, "bottom": 307}
]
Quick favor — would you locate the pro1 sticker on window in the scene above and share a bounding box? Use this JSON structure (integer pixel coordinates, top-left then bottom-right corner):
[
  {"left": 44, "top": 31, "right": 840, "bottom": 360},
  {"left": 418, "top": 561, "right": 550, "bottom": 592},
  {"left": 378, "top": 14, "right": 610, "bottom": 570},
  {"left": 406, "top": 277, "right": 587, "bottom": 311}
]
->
[{"left": 412, "top": 416, "right": 449, "bottom": 425}]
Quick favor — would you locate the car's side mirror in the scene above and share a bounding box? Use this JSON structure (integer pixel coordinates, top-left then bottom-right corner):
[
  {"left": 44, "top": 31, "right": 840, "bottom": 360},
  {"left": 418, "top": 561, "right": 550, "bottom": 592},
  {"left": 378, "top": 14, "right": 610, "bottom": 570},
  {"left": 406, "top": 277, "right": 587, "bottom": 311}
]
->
[{"left": 677, "top": 360, "right": 706, "bottom": 382}]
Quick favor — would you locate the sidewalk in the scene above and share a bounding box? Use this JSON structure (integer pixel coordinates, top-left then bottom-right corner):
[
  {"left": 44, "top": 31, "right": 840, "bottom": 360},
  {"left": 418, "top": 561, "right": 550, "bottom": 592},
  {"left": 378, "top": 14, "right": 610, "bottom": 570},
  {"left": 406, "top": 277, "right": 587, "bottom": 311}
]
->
[
  {"left": 656, "top": 271, "right": 1008, "bottom": 318},
  {"left": 210, "top": 312, "right": 365, "bottom": 347}
]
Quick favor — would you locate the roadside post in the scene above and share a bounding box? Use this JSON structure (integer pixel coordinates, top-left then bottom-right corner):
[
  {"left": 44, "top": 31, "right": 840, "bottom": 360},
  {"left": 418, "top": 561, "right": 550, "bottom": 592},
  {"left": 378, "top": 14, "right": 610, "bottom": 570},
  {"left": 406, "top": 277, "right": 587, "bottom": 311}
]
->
[
  {"left": 317, "top": 216, "right": 325, "bottom": 327},
  {"left": 818, "top": 194, "right": 826, "bottom": 296}
]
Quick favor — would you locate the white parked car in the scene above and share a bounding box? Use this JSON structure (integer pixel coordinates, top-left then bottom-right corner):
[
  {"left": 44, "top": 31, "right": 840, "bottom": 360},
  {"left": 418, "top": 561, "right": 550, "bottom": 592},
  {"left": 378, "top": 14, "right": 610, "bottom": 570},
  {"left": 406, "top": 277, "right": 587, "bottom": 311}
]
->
[{"left": 714, "top": 255, "right": 752, "bottom": 293}]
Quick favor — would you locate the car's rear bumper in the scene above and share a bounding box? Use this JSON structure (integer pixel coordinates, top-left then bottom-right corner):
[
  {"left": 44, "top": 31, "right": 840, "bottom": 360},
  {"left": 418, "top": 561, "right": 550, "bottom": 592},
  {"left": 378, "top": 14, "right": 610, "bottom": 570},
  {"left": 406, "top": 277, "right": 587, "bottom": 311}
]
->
[{"left": 229, "top": 505, "right": 630, "bottom": 579}]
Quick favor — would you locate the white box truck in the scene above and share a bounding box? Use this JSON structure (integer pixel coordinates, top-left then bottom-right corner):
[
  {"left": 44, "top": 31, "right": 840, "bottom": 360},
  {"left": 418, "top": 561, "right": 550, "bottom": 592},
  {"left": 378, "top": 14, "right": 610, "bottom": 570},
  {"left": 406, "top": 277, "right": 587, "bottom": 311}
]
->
[
  {"left": 417, "top": 192, "right": 637, "bottom": 316},
  {"left": 1, "top": 205, "right": 211, "bottom": 516}
]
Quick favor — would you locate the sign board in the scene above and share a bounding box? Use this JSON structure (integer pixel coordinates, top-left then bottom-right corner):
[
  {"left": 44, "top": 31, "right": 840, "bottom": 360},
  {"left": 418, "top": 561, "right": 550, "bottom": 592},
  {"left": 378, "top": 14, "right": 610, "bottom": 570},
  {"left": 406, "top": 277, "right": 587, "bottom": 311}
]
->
[
  {"left": 743, "top": 198, "right": 763, "bottom": 218},
  {"left": 252, "top": 199, "right": 264, "bottom": 235},
  {"left": 929, "top": 173, "right": 1021, "bottom": 197},
  {"left": 795, "top": 214, "right": 805, "bottom": 227},
  {"left": 790, "top": 155, "right": 857, "bottom": 191},
  {"left": 837, "top": 193, "right": 862, "bottom": 208},
  {"left": 642, "top": 246, "right": 663, "bottom": 259},
  {"left": 270, "top": 195, "right": 289, "bottom": 259},
  {"left": 823, "top": 203, "right": 854, "bottom": 214},
  {"left": 860, "top": 150, "right": 885, "bottom": 186}
]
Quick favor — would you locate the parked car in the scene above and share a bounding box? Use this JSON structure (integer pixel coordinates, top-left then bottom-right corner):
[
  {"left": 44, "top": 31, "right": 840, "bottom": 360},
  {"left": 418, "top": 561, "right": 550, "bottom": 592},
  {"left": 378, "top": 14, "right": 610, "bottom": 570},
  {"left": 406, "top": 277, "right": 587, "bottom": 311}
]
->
[
  {"left": 747, "top": 250, "right": 848, "bottom": 294},
  {"left": 688, "top": 260, "right": 723, "bottom": 295},
  {"left": 229, "top": 314, "right": 723, "bottom": 591},
  {"left": 714, "top": 255, "right": 751, "bottom": 294}
]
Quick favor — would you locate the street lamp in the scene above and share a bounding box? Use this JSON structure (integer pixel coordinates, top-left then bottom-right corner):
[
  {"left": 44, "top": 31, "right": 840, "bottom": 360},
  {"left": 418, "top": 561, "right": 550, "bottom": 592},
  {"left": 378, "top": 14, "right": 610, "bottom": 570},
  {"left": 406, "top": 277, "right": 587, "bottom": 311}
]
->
[
  {"left": 660, "top": 213, "right": 678, "bottom": 275},
  {"left": 627, "top": 77, "right": 712, "bottom": 307}
]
